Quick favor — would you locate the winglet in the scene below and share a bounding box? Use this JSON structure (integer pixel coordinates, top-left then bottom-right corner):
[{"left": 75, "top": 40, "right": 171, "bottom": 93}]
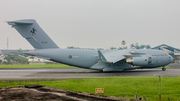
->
[{"left": 98, "top": 50, "right": 108, "bottom": 62}]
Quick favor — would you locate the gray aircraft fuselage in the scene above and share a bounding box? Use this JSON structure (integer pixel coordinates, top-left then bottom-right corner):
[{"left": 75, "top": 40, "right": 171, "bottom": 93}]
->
[
  {"left": 26, "top": 48, "right": 173, "bottom": 71},
  {"left": 7, "top": 19, "right": 173, "bottom": 72}
]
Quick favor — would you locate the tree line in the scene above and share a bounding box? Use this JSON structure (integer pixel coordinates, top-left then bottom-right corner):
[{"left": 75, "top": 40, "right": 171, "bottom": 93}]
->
[
  {"left": 67, "top": 40, "right": 151, "bottom": 50},
  {"left": 1, "top": 54, "right": 29, "bottom": 65},
  {"left": 0, "top": 49, "right": 29, "bottom": 65}
]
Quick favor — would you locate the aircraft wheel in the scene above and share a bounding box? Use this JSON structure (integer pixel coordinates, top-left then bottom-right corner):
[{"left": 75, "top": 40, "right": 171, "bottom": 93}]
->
[{"left": 162, "top": 68, "right": 166, "bottom": 71}]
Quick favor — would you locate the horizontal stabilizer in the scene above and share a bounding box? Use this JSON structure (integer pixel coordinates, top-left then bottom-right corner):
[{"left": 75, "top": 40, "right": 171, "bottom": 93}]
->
[
  {"left": 35, "top": 56, "right": 51, "bottom": 60},
  {"left": 7, "top": 20, "right": 34, "bottom": 25}
]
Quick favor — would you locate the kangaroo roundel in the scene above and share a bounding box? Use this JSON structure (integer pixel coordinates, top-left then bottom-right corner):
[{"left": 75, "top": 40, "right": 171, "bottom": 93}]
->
[{"left": 30, "top": 28, "right": 37, "bottom": 36}]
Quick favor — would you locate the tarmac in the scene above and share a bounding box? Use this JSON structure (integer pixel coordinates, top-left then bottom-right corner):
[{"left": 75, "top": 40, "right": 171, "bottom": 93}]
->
[
  {"left": 0, "top": 66, "right": 180, "bottom": 79},
  {"left": 1, "top": 64, "right": 179, "bottom": 101}
]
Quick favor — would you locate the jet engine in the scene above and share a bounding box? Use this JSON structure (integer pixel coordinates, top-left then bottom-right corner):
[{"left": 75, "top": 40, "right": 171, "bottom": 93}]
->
[{"left": 126, "top": 56, "right": 152, "bottom": 66}]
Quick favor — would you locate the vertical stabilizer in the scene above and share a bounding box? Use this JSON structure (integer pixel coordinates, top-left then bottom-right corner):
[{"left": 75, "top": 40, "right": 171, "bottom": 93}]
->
[{"left": 7, "top": 19, "right": 58, "bottom": 49}]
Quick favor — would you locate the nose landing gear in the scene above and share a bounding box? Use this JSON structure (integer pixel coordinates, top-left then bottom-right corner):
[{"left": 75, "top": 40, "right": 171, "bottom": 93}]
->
[{"left": 162, "top": 67, "right": 166, "bottom": 71}]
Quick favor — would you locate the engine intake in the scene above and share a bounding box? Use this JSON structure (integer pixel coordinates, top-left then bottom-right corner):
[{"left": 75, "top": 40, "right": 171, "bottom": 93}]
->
[{"left": 126, "top": 56, "right": 152, "bottom": 66}]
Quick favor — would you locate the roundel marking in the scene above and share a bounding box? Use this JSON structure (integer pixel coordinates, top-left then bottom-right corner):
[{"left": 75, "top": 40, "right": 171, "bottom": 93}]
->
[{"left": 69, "top": 55, "right": 72, "bottom": 59}]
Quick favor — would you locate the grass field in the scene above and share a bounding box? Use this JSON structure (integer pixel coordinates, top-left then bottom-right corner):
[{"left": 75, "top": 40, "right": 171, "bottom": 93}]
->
[
  {"left": 0, "top": 64, "right": 75, "bottom": 68},
  {"left": 0, "top": 77, "right": 180, "bottom": 101},
  {"left": 160, "top": 66, "right": 175, "bottom": 68}
]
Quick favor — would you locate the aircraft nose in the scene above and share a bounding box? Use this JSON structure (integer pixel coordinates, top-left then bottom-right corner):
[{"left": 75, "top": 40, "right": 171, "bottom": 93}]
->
[{"left": 170, "top": 55, "right": 174, "bottom": 63}]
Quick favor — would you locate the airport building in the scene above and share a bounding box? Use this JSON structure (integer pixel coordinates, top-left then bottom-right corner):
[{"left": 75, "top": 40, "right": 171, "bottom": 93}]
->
[
  {"left": 152, "top": 44, "right": 180, "bottom": 63},
  {"left": 0, "top": 50, "right": 17, "bottom": 55}
]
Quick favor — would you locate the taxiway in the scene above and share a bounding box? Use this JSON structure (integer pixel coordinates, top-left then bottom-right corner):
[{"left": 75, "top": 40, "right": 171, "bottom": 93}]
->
[{"left": 0, "top": 68, "right": 179, "bottom": 79}]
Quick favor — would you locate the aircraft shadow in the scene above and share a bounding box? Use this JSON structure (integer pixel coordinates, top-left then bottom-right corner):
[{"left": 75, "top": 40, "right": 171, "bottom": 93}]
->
[{"left": 37, "top": 69, "right": 161, "bottom": 74}]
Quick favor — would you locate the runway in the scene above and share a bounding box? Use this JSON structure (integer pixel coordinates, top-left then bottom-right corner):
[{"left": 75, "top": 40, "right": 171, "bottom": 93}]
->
[{"left": 0, "top": 68, "right": 180, "bottom": 79}]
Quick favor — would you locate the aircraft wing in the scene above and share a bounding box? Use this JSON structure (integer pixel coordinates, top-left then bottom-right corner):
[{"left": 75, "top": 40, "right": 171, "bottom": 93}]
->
[
  {"left": 98, "top": 50, "right": 129, "bottom": 63},
  {"left": 124, "top": 52, "right": 146, "bottom": 58},
  {"left": 98, "top": 50, "right": 147, "bottom": 63}
]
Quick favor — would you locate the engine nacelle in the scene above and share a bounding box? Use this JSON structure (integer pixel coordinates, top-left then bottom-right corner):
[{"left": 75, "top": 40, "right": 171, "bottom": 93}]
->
[{"left": 126, "top": 57, "right": 150, "bottom": 66}]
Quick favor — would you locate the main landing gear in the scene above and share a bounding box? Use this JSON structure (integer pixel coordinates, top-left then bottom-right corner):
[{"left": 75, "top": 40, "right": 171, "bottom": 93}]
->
[{"left": 162, "top": 67, "right": 166, "bottom": 71}]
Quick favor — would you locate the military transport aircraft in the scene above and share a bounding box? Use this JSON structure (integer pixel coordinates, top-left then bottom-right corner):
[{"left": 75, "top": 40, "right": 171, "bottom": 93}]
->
[{"left": 7, "top": 19, "right": 173, "bottom": 72}]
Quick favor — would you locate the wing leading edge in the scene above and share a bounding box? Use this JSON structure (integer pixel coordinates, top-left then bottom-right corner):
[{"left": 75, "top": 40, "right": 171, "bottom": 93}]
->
[
  {"left": 98, "top": 50, "right": 147, "bottom": 63},
  {"left": 98, "top": 50, "right": 127, "bottom": 63}
]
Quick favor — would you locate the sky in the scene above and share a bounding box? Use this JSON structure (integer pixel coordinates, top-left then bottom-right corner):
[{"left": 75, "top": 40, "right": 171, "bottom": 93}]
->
[{"left": 0, "top": 0, "right": 180, "bottom": 49}]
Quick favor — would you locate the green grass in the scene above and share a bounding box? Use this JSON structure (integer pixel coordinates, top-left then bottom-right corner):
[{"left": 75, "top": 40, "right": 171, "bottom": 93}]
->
[
  {"left": 158, "top": 66, "right": 174, "bottom": 68},
  {"left": 0, "top": 64, "right": 75, "bottom": 68},
  {"left": 165, "top": 66, "right": 180, "bottom": 68},
  {"left": 0, "top": 77, "right": 180, "bottom": 101}
]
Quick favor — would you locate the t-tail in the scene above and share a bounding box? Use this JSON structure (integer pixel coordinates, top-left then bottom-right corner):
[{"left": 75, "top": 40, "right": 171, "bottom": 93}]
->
[{"left": 7, "top": 19, "right": 59, "bottom": 49}]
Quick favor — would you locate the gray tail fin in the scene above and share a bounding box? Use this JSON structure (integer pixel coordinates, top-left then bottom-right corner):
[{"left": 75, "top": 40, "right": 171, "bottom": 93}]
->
[{"left": 7, "top": 19, "right": 59, "bottom": 49}]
